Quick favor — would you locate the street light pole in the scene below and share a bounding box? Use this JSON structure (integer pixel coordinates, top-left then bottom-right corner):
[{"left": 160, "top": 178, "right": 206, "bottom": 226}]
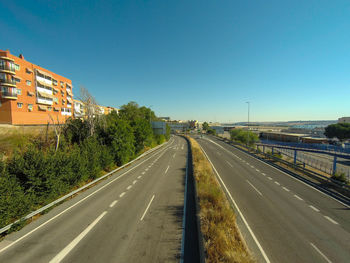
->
[{"left": 246, "top": 101, "right": 250, "bottom": 148}]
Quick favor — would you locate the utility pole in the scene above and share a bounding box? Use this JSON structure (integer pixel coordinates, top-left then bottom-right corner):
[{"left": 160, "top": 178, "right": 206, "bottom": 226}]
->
[{"left": 246, "top": 101, "right": 250, "bottom": 148}]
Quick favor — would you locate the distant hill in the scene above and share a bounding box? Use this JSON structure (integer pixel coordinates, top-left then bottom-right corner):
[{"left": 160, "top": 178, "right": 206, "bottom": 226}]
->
[{"left": 222, "top": 120, "right": 337, "bottom": 128}]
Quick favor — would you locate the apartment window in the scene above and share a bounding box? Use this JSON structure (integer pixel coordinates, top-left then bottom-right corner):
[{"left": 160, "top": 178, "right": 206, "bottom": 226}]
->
[
  {"left": 0, "top": 101, "right": 2, "bottom": 107},
  {"left": 53, "top": 97, "right": 58, "bottom": 104},
  {"left": 14, "top": 77, "right": 21, "bottom": 83},
  {"left": 60, "top": 81, "right": 64, "bottom": 87},
  {"left": 17, "top": 102, "right": 23, "bottom": 108},
  {"left": 17, "top": 89, "right": 22, "bottom": 95},
  {"left": 26, "top": 80, "right": 31, "bottom": 86},
  {"left": 28, "top": 104, "right": 33, "bottom": 111},
  {"left": 47, "top": 107, "right": 52, "bottom": 111},
  {"left": 53, "top": 79, "right": 58, "bottom": 86},
  {"left": 14, "top": 64, "right": 20, "bottom": 71},
  {"left": 26, "top": 68, "right": 32, "bottom": 74}
]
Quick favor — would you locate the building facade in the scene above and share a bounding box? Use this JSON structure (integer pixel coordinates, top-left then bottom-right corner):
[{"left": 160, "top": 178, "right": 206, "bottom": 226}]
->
[
  {"left": 0, "top": 50, "right": 73, "bottom": 125},
  {"left": 338, "top": 117, "right": 350, "bottom": 124}
]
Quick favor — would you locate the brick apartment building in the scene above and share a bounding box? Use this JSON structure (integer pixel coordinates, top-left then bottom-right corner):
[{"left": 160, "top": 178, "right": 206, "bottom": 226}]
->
[{"left": 0, "top": 49, "right": 73, "bottom": 125}]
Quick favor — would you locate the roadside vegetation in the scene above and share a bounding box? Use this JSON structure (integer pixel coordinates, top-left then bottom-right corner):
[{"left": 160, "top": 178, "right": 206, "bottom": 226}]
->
[
  {"left": 0, "top": 101, "right": 170, "bottom": 230},
  {"left": 188, "top": 137, "right": 253, "bottom": 263},
  {"left": 230, "top": 129, "right": 259, "bottom": 147},
  {"left": 324, "top": 123, "right": 350, "bottom": 142},
  {"left": 202, "top": 121, "right": 217, "bottom": 136}
]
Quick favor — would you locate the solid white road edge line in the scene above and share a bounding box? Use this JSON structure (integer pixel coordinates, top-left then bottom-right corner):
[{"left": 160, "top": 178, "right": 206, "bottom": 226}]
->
[
  {"left": 246, "top": 180, "right": 263, "bottom": 196},
  {"left": 310, "top": 243, "right": 332, "bottom": 263},
  {"left": 109, "top": 200, "right": 118, "bottom": 208},
  {"left": 200, "top": 145, "right": 271, "bottom": 263},
  {"left": 49, "top": 211, "right": 107, "bottom": 263},
  {"left": 0, "top": 144, "right": 172, "bottom": 254},
  {"left": 226, "top": 160, "right": 233, "bottom": 167},
  {"left": 165, "top": 165, "right": 170, "bottom": 174},
  {"left": 140, "top": 195, "right": 155, "bottom": 221}
]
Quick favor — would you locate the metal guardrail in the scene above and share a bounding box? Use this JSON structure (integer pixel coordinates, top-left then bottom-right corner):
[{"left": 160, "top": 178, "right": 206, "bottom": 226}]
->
[
  {"left": 0, "top": 141, "right": 168, "bottom": 235},
  {"left": 259, "top": 140, "right": 350, "bottom": 154}
]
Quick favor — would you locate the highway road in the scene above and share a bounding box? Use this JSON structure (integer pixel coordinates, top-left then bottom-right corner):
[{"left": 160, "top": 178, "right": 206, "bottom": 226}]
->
[
  {"left": 196, "top": 135, "right": 350, "bottom": 263},
  {"left": 0, "top": 136, "right": 188, "bottom": 263}
]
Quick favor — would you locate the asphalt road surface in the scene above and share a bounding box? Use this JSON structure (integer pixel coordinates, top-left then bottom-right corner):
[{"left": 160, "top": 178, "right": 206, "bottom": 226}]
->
[
  {"left": 196, "top": 135, "right": 350, "bottom": 263},
  {"left": 0, "top": 136, "right": 188, "bottom": 263}
]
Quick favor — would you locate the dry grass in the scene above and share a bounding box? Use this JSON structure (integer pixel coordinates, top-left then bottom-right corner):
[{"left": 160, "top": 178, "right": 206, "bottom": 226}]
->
[
  {"left": 188, "top": 137, "right": 254, "bottom": 263},
  {"left": 0, "top": 125, "right": 55, "bottom": 157}
]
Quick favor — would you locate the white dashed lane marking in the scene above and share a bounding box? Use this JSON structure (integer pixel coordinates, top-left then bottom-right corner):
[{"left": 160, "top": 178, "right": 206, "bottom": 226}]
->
[
  {"left": 109, "top": 200, "right": 118, "bottom": 208},
  {"left": 119, "top": 192, "right": 125, "bottom": 198},
  {"left": 133, "top": 180, "right": 137, "bottom": 184},
  {"left": 137, "top": 176, "right": 141, "bottom": 179},
  {"left": 282, "top": 187, "right": 290, "bottom": 192},
  {"left": 324, "top": 216, "right": 338, "bottom": 225},
  {"left": 294, "top": 194, "right": 303, "bottom": 201},
  {"left": 274, "top": 181, "right": 280, "bottom": 186},
  {"left": 309, "top": 205, "right": 320, "bottom": 212}
]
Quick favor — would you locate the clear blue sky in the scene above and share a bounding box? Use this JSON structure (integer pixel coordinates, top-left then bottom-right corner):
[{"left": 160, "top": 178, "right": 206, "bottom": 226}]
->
[{"left": 1, "top": 0, "right": 349, "bottom": 122}]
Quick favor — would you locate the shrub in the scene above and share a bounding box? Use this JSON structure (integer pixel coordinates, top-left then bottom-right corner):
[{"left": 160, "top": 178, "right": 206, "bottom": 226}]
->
[
  {"left": 0, "top": 161, "right": 29, "bottom": 228},
  {"left": 331, "top": 172, "right": 348, "bottom": 184}
]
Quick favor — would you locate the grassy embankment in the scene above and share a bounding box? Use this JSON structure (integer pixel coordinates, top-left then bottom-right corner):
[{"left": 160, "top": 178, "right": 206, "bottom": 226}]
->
[{"left": 188, "top": 137, "right": 254, "bottom": 263}]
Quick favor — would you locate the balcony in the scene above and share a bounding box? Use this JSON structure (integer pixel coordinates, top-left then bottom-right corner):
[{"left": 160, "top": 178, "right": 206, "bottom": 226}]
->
[
  {"left": 0, "top": 78, "right": 17, "bottom": 87},
  {"left": 0, "top": 65, "right": 16, "bottom": 74},
  {"left": 1, "top": 88, "right": 17, "bottom": 99}
]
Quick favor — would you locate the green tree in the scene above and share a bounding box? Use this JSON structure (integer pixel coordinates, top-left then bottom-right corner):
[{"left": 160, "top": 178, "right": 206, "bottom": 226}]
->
[
  {"left": 324, "top": 123, "right": 350, "bottom": 142},
  {"left": 165, "top": 124, "right": 171, "bottom": 140},
  {"left": 230, "top": 129, "right": 259, "bottom": 146},
  {"left": 207, "top": 128, "right": 216, "bottom": 135},
  {"left": 202, "top": 122, "right": 209, "bottom": 131},
  {"left": 134, "top": 118, "right": 153, "bottom": 153},
  {"left": 0, "top": 163, "right": 29, "bottom": 228},
  {"left": 63, "top": 118, "right": 90, "bottom": 145},
  {"left": 105, "top": 119, "right": 135, "bottom": 166}
]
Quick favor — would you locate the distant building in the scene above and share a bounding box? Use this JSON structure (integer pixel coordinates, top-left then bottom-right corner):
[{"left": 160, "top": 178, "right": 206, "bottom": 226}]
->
[
  {"left": 73, "top": 99, "right": 119, "bottom": 119},
  {"left": 152, "top": 121, "right": 167, "bottom": 135},
  {"left": 210, "top": 126, "right": 224, "bottom": 134},
  {"left": 107, "top": 106, "right": 119, "bottom": 114},
  {"left": 168, "top": 121, "right": 189, "bottom": 133},
  {"left": 188, "top": 120, "right": 198, "bottom": 129},
  {"left": 159, "top": 117, "right": 170, "bottom": 121},
  {"left": 73, "top": 99, "right": 85, "bottom": 119},
  {"left": 338, "top": 117, "right": 350, "bottom": 124},
  {"left": 0, "top": 49, "right": 73, "bottom": 124}
]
